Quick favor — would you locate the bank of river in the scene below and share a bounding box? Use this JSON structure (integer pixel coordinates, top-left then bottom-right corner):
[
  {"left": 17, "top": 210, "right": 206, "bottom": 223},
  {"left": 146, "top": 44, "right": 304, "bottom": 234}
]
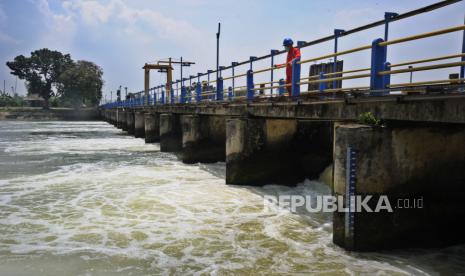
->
[{"left": 0, "top": 121, "right": 464, "bottom": 275}]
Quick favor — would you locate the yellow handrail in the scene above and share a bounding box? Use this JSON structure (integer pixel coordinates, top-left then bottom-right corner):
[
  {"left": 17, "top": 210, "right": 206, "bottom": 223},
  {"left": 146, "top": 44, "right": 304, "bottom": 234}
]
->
[
  {"left": 388, "top": 78, "right": 465, "bottom": 88},
  {"left": 379, "top": 61, "right": 465, "bottom": 75},
  {"left": 389, "top": 53, "right": 465, "bottom": 68},
  {"left": 222, "top": 73, "right": 247, "bottom": 81},
  {"left": 379, "top": 25, "right": 465, "bottom": 46}
]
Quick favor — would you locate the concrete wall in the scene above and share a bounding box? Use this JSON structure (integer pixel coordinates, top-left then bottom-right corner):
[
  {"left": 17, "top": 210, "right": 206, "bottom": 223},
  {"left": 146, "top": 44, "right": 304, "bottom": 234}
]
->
[
  {"left": 333, "top": 123, "right": 465, "bottom": 251},
  {"left": 181, "top": 115, "right": 226, "bottom": 164},
  {"left": 126, "top": 111, "right": 135, "bottom": 134},
  {"left": 134, "top": 112, "right": 145, "bottom": 138},
  {"left": 159, "top": 113, "right": 182, "bottom": 152},
  {"left": 226, "top": 118, "right": 332, "bottom": 186},
  {"left": 145, "top": 113, "right": 160, "bottom": 143}
]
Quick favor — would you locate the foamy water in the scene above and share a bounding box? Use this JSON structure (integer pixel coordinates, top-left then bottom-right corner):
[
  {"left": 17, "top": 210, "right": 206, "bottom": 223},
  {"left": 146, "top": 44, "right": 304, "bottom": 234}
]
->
[{"left": 0, "top": 121, "right": 463, "bottom": 275}]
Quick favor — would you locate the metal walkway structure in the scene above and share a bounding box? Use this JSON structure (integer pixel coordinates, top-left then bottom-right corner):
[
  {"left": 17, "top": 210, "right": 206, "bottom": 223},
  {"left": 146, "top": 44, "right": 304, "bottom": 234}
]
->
[{"left": 101, "top": 0, "right": 465, "bottom": 109}]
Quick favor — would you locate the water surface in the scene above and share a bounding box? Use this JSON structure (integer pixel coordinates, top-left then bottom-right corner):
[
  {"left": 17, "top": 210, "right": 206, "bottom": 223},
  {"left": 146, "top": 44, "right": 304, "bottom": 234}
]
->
[{"left": 0, "top": 121, "right": 463, "bottom": 275}]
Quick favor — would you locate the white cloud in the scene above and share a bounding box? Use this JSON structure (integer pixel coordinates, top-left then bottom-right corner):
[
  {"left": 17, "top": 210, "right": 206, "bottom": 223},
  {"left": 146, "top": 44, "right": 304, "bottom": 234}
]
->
[
  {"left": 34, "top": 0, "right": 77, "bottom": 50},
  {"left": 66, "top": 0, "right": 202, "bottom": 42}
]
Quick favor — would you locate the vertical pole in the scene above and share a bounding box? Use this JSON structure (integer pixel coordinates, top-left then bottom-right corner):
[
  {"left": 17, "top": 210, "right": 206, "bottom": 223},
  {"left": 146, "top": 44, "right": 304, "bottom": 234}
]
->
[
  {"left": 270, "top": 50, "right": 279, "bottom": 95},
  {"left": 278, "top": 79, "right": 285, "bottom": 96},
  {"left": 216, "top": 77, "right": 224, "bottom": 101},
  {"left": 249, "top": 56, "right": 257, "bottom": 71},
  {"left": 180, "top": 56, "right": 183, "bottom": 86},
  {"left": 291, "top": 58, "right": 301, "bottom": 100},
  {"left": 216, "top": 23, "right": 221, "bottom": 81},
  {"left": 384, "top": 12, "right": 398, "bottom": 41},
  {"left": 207, "top": 70, "right": 213, "bottom": 100},
  {"left": 319, "top": 72, "right": 326, "bottom": 92},
  {"left": 161, "top": 88, "right": 165, "bottom": 104},
  {"left": 246, "top": 69, "right": 254, "bottom": 101},
  {"left": 460, "top": 14, "right": 465, "bottom": 79},
  {"left": 170, "top": 83, "right": 175, "bottom": 104},
  {"left": 383, "top": 62, "right": 391, "bottom": 90},
  {"left": 167, "top": 58, "right": 172, "bottom": 104},
  {"left": 153, "top": 88, "right": 158, "bottom": 105},
  {"left": 232, "top": 62, "right": 238, "bottom": 98},
  {"left": 144, "top": 68, "right": 150, "bottom": 105},
  {"left": 228, "top": 86, "right": 233, "bottom": 100},
  {"left": 196, "top": 81, "right": 202, "bottom": 102},
  {"left": 333, "top": 29, "right": 344, "bottom": 89},
  {"left": 409, "top": 66, "right": 413, "bottom": 83},
  {"left": 181, "top": 85, "right": 186, "bottom": 104},
  {"left": 370, "top": 38, "right": 387, "bottom": 95}
]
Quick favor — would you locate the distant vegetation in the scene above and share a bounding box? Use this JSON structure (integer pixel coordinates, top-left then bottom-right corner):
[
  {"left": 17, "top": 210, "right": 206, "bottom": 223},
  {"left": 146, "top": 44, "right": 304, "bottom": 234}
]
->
[{"left": 5, "top": 48, "right": 104, "bottom": 109}]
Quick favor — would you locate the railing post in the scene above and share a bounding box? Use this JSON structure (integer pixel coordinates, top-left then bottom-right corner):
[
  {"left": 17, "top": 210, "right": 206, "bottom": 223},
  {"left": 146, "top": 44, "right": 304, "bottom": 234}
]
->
[
  {"left": 232, "top": 62, "right": 238, "bottom": 97},
  {"left": 370, "top": 38, "right": 387, "bottom": 94},
  {"left": 270, "top": 50, "right": 279, "bottom": 95},
  {"left": 333, "top": 29, "right": 345, "bottom": 89},
  {"left": 384, "top": 12, "right": 398, "bottom": 41},
  {"left": 319, "top": 72, "right": 326, "bottom": 92},
  {"left": 196, "top": 81, "right": 202, "bottom": 102},
  {"left": 249, "top": 56, "right": 257, "bottom": 71},
  {"left": 181, "top": 85, "right": 187, "bottom": 104},
  {"left": 216, "top": 77, "right": 224, "bottom": 101},
  {"left": 461, "top": 14, "right": 465, "bottom": 80},
  {"left": 228, "top": 86, "right": 233, "bottom": 100},
  {"left": 383, "top": 62, "right": 391, "bottom": 89},
  {"left": 170, "top": 84, "right": 175, "bottom": 104},
  {"left": 278, "top": 79, "right": 285, "bottom": 96},
  {"left": 291, "top": 57, "right": 301, "bottom": 100},
  {"left": 247, "top": 69, "right": 254, "bottom": 101}
]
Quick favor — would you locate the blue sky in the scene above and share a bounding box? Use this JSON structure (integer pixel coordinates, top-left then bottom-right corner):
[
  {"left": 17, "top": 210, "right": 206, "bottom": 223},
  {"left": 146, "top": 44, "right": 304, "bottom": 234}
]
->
[{"left": 1, "top": 0, "right": 464, "bottom": 101}]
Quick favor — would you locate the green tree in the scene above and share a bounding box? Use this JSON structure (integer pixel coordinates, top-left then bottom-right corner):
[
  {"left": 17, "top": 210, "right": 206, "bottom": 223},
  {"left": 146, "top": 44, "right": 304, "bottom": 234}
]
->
[
  {"left": 6, "top": 48, "right": 73, "bottom": 108},
  {"left": 57, "top": 60, "right": 104, "bottom": 108}
]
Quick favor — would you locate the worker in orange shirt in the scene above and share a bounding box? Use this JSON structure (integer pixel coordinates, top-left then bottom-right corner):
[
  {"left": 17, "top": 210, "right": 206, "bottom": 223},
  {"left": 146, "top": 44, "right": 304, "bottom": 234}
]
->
[
  {"left": 275, "top": 38, "right": 301, "bottom": 96},
  {"left": 275, "top": 38, "right": 300, "bottom": 96}
]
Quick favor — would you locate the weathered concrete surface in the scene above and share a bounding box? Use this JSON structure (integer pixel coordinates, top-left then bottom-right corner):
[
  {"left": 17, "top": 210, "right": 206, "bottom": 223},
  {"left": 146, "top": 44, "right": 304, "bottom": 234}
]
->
[
  {"left": 134, "top": 112, "right": 145, "bottom": 138},
  {"left": 333, "top": 123, "right": 465, "bottom": 251},
  {"left": 116, "top": 109, "right": 124, "bottom": 129},
  {"left": 144, "top": 113, "right": 160, "bottom": 143},
  {"left": 126, "top": 111, "right": 135, "bottom": 134},
  {"left": 0, "top": 107, "right": 100, "bottom": 121},
  {"left": 226, "top": 118, "right": 332, "bottom": 186},
  {"left": 160, "top": 113, "right": 182, "bottom": 152},
  {"left": 132, "top": 94, "right": 465, "bottom": 124},
  {"left": 181, "top": 115, "right": 226, "bottom": 164}
]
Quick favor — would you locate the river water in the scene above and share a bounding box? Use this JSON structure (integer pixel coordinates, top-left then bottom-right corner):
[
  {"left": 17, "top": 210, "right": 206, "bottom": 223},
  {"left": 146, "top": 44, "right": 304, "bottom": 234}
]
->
[{"left": 0, "top": 121, "right": 464, "bottom": 275}]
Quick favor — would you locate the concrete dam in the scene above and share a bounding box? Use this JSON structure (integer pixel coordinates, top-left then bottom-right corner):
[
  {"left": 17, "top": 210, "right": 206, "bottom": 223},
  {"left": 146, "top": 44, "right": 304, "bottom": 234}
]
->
[{"left": 101, "top": 93, "right": 465, "bottom": 251}]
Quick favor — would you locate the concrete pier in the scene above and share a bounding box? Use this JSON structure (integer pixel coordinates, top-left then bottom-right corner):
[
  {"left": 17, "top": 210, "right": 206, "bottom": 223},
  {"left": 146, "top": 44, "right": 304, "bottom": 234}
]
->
[
  {"left": 134, "top": 111, "right": 145, "bottom": 138},
  {"left": 333, "top": 123, "right": 465, "bottom": 251},
  {"left": 126, "top": 110, "right": 135, "bottom": 135},
  {"left": 144, "top": 113, "right": 160, "bottom": 143},
  {"left": 159, "top": 113, "right": 182, "bottom": 152},
  {"left": 116, "top": 109, "right": 124, "bottom": 129},
  {"left": 226, "top": 118, "right": 332, "bottom": 185},
  {"left": 181, "top": 115, "right": 226, "bottom": 164}
]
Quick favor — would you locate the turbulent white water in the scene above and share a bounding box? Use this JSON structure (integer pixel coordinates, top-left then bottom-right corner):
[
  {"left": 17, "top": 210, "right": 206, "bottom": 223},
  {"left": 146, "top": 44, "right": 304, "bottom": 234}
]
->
[{"left": 0, "top": 121, "right": 464, "bottom": 275}]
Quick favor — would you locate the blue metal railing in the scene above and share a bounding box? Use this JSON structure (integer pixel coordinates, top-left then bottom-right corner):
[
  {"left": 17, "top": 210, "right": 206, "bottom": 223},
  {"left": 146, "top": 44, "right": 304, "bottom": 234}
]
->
[{"left": 101, "top": 1, "right": 465, "bottom": 109}]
